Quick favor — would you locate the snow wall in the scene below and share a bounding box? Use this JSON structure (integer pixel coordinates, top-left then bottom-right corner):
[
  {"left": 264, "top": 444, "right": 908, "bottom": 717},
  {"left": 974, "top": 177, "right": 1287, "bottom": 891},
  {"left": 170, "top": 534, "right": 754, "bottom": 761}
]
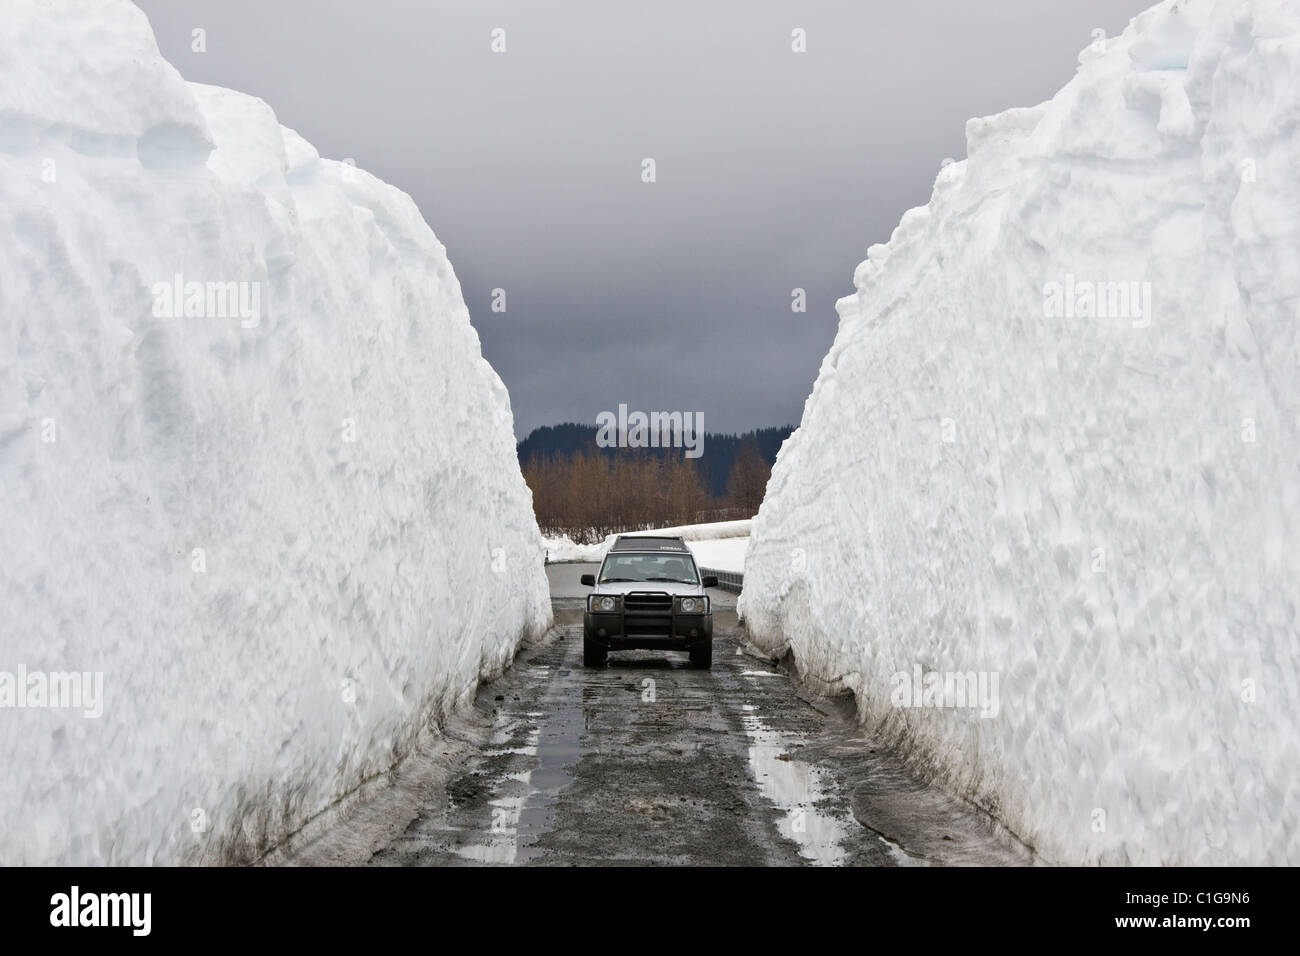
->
[
  {"left": 739, "top": 0, "right": 1299, "bottom": 865},
  {"left": 0, "top": 0, "right": 552, "bottom": 864}
]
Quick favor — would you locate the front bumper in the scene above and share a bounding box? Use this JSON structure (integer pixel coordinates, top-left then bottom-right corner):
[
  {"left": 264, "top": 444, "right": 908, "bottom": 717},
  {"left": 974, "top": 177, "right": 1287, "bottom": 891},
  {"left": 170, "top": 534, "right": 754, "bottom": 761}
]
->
[{"left": 584, "top": 593, "right": 712, "bottom": 650}]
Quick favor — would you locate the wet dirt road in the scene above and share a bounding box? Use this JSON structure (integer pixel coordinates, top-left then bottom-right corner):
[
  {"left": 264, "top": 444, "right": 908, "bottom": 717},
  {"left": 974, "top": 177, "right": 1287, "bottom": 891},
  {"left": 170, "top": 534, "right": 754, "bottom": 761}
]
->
[{"left": 285, "top": 564, "right": 1034, "bottom": 867}]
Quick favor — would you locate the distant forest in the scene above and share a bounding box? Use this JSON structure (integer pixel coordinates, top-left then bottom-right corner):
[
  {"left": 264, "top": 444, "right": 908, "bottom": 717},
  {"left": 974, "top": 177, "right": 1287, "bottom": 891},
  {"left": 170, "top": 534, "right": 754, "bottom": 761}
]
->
[
  {"left": 517, "top": 423, "right": 795, "bottom": 543},
  {"left": 517, "top": 423, "right": 793, "bottom": 498}
]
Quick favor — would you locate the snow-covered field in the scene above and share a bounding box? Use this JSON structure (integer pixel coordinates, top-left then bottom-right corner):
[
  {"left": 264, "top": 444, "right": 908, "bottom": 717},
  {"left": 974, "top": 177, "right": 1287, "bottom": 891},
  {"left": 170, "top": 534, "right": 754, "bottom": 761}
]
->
[
  {"left": 688, "top": 537, "right": 749, "bottom": 574},
  {"left": 545, "top": 520, "right": 751, "bottom": 572},
  {"left": 543, "top": 535, "right": 609, "bottom": 563},
  {"left": 0, "top": 0, "right": 551, "bottom": 865},
  {"left": 625, "top": 519, "right": 752, "bottom": 542},
  {"left": 740, "top": 0, "right": 1299, "bottom": 865}
]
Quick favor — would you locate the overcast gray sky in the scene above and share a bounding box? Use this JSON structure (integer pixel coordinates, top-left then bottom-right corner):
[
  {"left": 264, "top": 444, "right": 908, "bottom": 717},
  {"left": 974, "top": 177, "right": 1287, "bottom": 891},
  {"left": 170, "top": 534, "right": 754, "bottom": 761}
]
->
[{"left": 135, "top": 0, "right": 1149, "bottom": 439}]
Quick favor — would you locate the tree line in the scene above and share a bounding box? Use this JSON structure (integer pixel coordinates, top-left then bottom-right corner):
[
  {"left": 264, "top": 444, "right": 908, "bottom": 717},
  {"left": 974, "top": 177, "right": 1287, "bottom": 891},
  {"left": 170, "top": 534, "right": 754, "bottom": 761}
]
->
[
  {"left": 517, "top": 423, "right": 792, "bottom": 498},
  {"left": 522, "top": 439, "right": 775, "bottom": 544}
]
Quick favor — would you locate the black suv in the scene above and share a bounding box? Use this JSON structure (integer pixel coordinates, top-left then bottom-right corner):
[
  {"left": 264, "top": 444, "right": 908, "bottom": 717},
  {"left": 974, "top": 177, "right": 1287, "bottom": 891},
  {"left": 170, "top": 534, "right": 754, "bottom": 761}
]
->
[{"left": 581, "top": 536, "right": 718, "bottom": 669}]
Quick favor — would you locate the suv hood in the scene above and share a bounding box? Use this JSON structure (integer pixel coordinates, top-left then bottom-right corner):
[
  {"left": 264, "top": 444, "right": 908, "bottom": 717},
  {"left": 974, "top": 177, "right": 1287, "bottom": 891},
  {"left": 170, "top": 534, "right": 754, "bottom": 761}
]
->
[{"left": 592, "top": 579, "right": 704, "bottom": 597}]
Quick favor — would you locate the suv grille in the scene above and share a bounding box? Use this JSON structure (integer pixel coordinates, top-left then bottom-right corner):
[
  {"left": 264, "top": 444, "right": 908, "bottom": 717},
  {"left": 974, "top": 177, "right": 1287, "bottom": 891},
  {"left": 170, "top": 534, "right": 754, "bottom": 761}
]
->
[{"left": 624, "top": 592, "right": 672, "bottom": 613}]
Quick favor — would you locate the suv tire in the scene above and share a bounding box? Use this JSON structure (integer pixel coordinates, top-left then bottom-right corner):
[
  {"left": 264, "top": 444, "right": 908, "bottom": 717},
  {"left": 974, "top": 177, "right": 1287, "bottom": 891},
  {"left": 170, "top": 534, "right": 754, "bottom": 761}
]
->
[{"left": 583, "top": 636, "right": 607, "bottom": 668}]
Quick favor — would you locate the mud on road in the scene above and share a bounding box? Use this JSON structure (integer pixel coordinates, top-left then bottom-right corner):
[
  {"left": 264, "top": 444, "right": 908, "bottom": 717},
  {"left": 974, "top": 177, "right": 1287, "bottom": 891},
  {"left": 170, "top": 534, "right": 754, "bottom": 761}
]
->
[{"left": 279, "top": 564, "right": 1034, "bottom": 867}]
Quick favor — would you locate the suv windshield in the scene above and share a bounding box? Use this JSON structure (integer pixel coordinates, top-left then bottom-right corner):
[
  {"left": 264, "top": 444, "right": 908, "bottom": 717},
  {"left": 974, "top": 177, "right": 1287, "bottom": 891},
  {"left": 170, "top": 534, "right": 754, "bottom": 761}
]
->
[{"left": 599, "top": 553, "right": 699, "bottom": 585}]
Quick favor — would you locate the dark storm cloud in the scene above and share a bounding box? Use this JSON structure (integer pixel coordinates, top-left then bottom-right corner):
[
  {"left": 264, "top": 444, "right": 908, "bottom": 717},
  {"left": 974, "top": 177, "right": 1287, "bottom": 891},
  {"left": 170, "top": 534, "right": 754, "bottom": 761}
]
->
[{"left": 134, "top": 0, "right": 1149, "bottom": 437}]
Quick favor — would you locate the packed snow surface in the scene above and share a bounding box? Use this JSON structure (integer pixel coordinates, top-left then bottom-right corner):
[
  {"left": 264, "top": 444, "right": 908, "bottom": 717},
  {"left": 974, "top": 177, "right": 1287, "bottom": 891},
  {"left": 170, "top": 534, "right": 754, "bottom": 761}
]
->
[
  {"left": 740, "top": 0, "right": 1299, "bottom": 865},
  {"left": 0, "top": 0, "right": 550, "bottom": 865}
]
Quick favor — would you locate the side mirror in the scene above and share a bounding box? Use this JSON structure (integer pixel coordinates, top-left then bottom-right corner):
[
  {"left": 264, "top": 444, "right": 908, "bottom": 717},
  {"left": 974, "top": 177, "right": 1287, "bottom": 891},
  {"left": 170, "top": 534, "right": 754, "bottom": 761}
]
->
[
  {"left": 580, "top": 574, "right": 596, "bottom": 587},
  {"left": 702, "top": 575, "right": 719, "bottom": 589}
]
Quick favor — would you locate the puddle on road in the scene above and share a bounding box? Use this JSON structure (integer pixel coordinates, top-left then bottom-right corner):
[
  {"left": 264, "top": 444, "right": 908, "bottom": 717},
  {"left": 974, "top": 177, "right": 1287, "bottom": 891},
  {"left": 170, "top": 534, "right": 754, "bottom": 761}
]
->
[
  {"left": 455, "top": 688, "right": 586, "bottom": 865},
  {"left": 483, "top": 713, "right": 539, "bottom": 757},
  {"left": 512, "top": 697, "right": 585, "bottom": 863},
  {"left": 878, "top": 834, "right": 932, "bottom": 867},
  {"left": 738, "top": 700, "right": 851, "bottom": 866}
]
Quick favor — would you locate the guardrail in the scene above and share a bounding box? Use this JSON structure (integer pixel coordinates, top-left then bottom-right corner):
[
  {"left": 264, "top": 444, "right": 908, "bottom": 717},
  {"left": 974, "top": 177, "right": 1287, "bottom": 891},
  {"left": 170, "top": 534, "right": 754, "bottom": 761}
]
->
[{"left": 702, "top": 568, "right": 743, "bottom": 594}]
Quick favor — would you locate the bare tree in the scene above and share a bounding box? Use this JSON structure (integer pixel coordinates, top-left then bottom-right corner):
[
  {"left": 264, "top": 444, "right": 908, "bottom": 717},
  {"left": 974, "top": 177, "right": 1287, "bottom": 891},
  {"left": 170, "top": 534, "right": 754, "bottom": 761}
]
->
[
  {"left": 724, "top": 439, "right": 770, "bottom": 516},
  {"left": 521, "top": 448, "right": 722, "bottom": 543}
]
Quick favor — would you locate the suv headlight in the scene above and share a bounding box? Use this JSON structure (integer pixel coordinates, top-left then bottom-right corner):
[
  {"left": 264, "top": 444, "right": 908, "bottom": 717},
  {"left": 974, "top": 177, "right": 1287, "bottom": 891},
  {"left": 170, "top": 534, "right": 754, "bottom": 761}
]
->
[
  {"left": 677, "top": 596, "right": 708, "bottom": 613},
  {"left": 588, "top": 595, "right": 618, "bottom": 612}
]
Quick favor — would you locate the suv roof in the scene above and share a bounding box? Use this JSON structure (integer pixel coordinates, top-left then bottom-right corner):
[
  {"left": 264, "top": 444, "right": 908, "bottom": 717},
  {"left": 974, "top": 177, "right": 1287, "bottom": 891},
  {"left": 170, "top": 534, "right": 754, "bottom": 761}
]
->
[{"left": 609, "top": 535, "right": 691, "bottom": 554}]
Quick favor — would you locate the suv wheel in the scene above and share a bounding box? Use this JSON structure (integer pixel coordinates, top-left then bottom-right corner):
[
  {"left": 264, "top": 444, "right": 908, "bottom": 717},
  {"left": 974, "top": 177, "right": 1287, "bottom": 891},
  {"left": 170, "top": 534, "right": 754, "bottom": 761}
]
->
[
  {"left": 689, "top": 641, "right": 712, "bottom": 670},
  {"left": 583, "top": 636, "right": 607, "bottom": 668}
]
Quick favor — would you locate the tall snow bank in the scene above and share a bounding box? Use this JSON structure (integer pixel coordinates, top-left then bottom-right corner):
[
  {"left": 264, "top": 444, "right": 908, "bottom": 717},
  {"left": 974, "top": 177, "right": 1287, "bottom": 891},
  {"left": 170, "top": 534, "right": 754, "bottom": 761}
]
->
[
  {"left": 740, "top": 0, "right": 1299, "bottom": 865},
  {"left": 0, "top": 0, "right": 550, "bottom": 865}
]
